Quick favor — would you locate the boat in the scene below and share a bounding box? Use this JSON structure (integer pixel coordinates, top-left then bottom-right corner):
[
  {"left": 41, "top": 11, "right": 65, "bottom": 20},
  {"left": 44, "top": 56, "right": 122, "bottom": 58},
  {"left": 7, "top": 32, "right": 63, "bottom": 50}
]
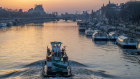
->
[
  {"left": 92, "top": 31, "right": 108, "bottom": 40},
  {"left": 108, "top": 32, "right": 119, "bottom": 40},
  {"left": 85, "top": 28, "right": 94, "bottom": 36},
  {"left": 43, "top": 41, "right": 72, "bottom": 77},
  {"left": 77, "top": 20, "right": 82, "bottom": 25},
  {"left": 116, "top": 35, "right": 138, "bottom": 49},
  {"left": 77, "top": 21, "right": 88, "bottom": 31},
  {"left": 0, "top": 23, "right": 7, "bottom": 27}
]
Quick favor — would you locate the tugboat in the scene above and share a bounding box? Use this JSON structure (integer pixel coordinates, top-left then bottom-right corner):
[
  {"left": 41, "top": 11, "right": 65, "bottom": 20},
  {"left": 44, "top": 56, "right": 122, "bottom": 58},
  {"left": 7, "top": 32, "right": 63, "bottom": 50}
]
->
[{"left": 43, "top": 41, "right": 72, "bottom": 77}]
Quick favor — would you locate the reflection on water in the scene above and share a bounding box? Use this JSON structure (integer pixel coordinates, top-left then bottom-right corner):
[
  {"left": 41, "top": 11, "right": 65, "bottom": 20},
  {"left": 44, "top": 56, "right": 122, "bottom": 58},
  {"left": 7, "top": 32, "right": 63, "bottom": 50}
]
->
[
  {"left": 122, "top": 49, "right": 139, "bottom": 55},
  {"left": 79, "top": 31, "right": 85, "bottom": 36},
  {"left": 26, "top": 23, "right": 44, "bottom": 26},
  {"left": 93, "top": 40, "right": 108, "bottom": 45},
  {"left": 86, "top": 36, "right": 92, "bottom": 39},
  {"left": 0, "top": 20, "right": 140, "bottom": 79},
  {"left": 109, "top": 40, "right": 117, "bottom": 45}
]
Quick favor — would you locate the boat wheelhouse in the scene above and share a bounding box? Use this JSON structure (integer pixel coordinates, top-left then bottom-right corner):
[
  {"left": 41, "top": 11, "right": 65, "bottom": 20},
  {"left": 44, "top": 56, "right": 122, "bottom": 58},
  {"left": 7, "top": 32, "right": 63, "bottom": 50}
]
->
[
  {"left": 117, "top": 36, "right": 138, "bottom": 49},
  {"left": 78, "top": 21, "right": 88, "bottom": 31},
  {"left": 92, "top": 32, "right": 108, "bottom": 40},
  {"left": 43, "top": 42, "right": 72, "bottom": 77},
  {"left": 85, "top": 28, "right": 94, "bottom": 36}
]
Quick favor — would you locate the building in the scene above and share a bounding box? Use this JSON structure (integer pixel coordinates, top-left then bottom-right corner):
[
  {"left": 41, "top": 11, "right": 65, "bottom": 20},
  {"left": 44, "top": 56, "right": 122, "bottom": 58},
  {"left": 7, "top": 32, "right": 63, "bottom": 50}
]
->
[
  {"left": 0, "top": 7, "right": 2, "bottom": 10},
  {"left": 28, "top": 4, "right": 46, "bottom": 15},
  {"left": 28, "top": 8, "right": 34, "bottom": 13},
  {"left": 34, "top": 5, "right": 46, "bottom": 15},
  {"left": 19, "top": 9, "right": 23, "bottom": 13}
]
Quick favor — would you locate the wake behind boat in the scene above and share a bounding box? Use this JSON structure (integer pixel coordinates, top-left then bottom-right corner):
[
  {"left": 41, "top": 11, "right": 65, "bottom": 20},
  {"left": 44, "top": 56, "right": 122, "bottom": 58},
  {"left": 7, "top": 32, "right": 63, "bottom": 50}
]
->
[{"left": 43, "top": 41, "right": 72, "bottom": 77}]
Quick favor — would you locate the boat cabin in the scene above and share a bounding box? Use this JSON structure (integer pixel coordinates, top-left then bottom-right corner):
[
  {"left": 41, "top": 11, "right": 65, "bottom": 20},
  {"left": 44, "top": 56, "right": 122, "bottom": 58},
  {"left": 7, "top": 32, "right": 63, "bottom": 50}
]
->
[
  {"left": 51, "top": 42, "right": 62, "bottom": 53},
  {"left": 117, "top": 36, "right": 128, "bottom": 42},
  {"left": 93, "top": 32, "right": 108, "bottom": 37}
]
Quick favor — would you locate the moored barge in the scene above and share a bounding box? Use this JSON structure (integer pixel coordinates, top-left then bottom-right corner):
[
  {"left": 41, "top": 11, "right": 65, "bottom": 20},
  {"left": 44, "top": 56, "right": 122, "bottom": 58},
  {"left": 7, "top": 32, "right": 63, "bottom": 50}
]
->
[{"left": 117, "top": 35, "right": 138, "bottom": 49}]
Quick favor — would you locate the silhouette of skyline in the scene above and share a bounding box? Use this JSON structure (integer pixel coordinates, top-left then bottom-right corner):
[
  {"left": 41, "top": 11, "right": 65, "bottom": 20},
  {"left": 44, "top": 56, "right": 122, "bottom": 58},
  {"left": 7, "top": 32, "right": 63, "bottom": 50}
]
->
[{"left": 0, "top": 0, "right": 129, "bottom": 13}]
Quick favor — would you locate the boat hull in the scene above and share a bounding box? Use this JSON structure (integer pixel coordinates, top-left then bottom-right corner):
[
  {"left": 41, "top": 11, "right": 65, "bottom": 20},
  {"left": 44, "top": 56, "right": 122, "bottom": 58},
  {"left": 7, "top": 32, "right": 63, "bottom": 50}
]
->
[
  {"left": 117, "top": 43, "right": 137, "bottom": 49},
  {"left": 86, "top": 34, "right": 93, "bottom": 36},
  {"left": 93, "top": 37, "right": 108, "bottom": 41},
  {"left": 79, "top": 26, "right": 86, "bottom": 32},
  {"left": 86, "top": 32, "right": 93, "bottom": 36},
  {"left": 43, "top": 64, "right": 72, "bottom": 77},
  {"left": 79, "top": 29, "right": 85, "bottom": 32},
  {"left": 117, "top": 39, "right": 138, "bottom": 49},
  {"left": 109, "top": 38, "right": 117, "bottom": 40},
  {"left": 109, "top": 37, "right": 118, "bottom": 40}
]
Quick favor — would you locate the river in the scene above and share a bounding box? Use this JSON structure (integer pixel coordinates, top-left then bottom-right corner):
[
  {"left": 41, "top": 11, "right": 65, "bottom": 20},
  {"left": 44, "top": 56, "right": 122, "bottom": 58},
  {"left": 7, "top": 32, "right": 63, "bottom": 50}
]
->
[{"left": 0, "top": 20, "right": 140, "bottom": 79}]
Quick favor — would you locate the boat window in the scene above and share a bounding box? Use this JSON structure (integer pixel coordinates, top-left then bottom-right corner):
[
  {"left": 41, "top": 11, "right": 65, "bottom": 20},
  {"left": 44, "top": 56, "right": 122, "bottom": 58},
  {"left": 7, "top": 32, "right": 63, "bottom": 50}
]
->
[
  {"left": 57, "top": 44, "right": 60, "bottom": 47},
  {"left": 53, "top": 45, "right": 56, "bottom": 47},
  {"left": 129, "top": 39, "right": 137, "bottom": 43},
  {"left": 124, "top": 39, "right": 127, "bottom": 42}
]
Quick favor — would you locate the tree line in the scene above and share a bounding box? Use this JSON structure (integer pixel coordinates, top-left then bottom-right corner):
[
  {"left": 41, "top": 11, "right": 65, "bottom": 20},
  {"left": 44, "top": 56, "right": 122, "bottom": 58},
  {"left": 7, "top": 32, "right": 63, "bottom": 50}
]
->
[{"left": 102, "top": 1, "right": 140, "bottom": 25}]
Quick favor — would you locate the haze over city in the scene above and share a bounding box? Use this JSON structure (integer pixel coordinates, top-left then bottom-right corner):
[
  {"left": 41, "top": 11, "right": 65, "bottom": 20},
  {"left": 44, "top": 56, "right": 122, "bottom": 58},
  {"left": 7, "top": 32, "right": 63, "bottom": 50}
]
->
[{"left": 0, "top": 0, "right": 129, "bottom": 13}]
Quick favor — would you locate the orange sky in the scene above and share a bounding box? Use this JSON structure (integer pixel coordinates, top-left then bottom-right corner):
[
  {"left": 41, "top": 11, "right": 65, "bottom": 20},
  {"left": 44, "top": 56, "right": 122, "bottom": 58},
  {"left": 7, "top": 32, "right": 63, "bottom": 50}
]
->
[{"left": 0, "top": 0, "right": 129, "bottom": 13}]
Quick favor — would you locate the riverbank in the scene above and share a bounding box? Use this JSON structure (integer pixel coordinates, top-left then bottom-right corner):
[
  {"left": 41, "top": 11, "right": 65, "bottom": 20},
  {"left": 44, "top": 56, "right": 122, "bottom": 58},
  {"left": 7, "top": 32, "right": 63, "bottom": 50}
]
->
[{"left": 0, "top": 17, "right": 58, "bottom": 27}]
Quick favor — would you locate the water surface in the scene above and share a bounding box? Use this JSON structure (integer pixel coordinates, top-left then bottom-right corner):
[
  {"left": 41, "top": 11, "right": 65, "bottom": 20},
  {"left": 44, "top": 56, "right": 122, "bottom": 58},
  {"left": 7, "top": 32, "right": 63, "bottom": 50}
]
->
[{"left": 0, "top": 20, "right": 140, "bottom": 79}]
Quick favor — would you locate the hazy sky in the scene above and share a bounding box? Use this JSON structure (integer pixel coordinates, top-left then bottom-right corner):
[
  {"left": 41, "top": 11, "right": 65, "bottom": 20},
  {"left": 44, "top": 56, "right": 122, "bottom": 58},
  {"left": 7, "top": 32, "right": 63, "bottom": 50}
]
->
[{"left": 0, "top": 0, "right": 129, "bottom": 13}]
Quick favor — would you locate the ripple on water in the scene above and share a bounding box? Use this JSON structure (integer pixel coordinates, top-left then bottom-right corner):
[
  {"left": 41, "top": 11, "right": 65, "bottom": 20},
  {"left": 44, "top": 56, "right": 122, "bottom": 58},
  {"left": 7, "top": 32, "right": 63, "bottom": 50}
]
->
[{"left": 0, "top": 60, "right": 118, "bottom": 79}]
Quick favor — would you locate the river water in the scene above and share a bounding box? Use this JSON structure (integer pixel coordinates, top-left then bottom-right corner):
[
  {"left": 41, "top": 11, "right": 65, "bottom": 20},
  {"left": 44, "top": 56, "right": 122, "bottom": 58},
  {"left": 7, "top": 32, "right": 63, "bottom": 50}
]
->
[{"left": 0, "top": 20, "right": 140, "bottom": 79}]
